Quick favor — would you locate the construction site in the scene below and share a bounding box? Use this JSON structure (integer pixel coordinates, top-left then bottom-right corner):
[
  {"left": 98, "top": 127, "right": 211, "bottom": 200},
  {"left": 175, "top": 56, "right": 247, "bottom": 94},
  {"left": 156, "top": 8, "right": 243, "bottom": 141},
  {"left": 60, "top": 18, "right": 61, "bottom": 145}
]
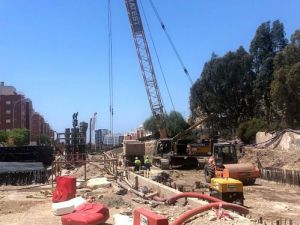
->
[
  {"left": 0, "top": 128, "right": 300, "bottom": 225},
  {"left": 1, "top": 0, "right": 300, "bottom": 225}
]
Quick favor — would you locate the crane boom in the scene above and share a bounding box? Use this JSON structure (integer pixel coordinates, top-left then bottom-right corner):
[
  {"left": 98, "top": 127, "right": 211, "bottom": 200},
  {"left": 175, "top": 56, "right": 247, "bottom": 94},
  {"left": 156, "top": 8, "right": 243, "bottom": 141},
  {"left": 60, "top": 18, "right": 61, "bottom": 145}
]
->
[{"left": 124, "top": 0, "right": 167, "bottom": 138}]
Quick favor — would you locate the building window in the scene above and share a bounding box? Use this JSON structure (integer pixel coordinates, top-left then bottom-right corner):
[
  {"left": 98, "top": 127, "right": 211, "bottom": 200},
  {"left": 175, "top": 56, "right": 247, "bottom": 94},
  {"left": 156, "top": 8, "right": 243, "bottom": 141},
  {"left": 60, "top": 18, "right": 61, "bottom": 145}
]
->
[
  {"left": 6, "top": 119, "right": 11, "bottom": 124},
  {"left": 6, "top": 110, "right": 11, "bottom": 114},
  {"left": 6, "top": 100, "right": 11, "bottom": 105}
]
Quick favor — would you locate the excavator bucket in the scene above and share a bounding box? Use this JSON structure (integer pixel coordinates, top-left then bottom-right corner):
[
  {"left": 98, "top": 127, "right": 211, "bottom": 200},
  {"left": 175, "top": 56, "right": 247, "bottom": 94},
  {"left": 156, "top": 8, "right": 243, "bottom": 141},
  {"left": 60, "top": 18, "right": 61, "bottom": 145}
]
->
[{"left": 222, "top": 163, "right": 260, "bottom": 185}]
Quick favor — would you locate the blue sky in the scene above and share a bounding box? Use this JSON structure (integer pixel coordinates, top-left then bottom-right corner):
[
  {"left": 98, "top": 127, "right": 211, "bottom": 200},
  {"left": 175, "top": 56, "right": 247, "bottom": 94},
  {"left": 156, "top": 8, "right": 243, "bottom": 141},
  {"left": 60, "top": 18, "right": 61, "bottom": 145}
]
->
[{"left": 1, "top": 0, "right": 300, "bottom": 134}]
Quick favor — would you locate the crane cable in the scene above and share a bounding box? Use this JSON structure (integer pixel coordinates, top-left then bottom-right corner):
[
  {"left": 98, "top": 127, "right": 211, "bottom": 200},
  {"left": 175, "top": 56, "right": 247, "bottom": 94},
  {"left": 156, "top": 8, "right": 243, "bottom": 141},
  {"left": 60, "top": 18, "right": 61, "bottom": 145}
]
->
[
  {"left": 139, "top": 0, "right": 176, "bottom": 113},
  {"left": 148, "top": 0, "right": 193, "bottom": 85},
  {"left": 107, "top": 0, "right": 114, "bottom": 140}
]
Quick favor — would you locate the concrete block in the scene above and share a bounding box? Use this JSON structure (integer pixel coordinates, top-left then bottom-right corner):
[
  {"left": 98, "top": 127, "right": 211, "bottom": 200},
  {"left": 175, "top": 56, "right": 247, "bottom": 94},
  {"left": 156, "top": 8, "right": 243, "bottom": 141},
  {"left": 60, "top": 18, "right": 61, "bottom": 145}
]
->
[{"left": 87, "top": 177, "right": 112, "bottom": 189}]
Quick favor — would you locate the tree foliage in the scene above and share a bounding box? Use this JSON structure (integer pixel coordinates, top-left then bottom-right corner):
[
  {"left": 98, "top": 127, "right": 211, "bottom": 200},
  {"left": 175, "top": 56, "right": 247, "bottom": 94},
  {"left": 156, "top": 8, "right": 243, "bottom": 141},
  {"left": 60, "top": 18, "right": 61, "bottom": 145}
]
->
[
  {"left": 250, "top": 20, "right": 287, "bottom": 121},
  {"left": 190, "top": 47, "right": 255, "bottom": 132},
  {"left": 271, "top": 30, "right": 300, "bottom": 128},
  {"left": 8, "top": 129, "right": 29, "bottom": 146},
  {"left": 190, "top": 20, "right": 299, "bottom": 137},
  {"left": 237, "top": 118, "right": 268, "bottom": 144},
  {"left": 37, "top": 134, "right": 52, "bottom": 145},
  {"left": 166, "top": 111, "right": 190, "bottom": 137},
  {"left": 0, "top": 131, "right": 8, "bottom": 145},
  {"left": 143, "top": 111, "right": 189, "bottom": 138}
]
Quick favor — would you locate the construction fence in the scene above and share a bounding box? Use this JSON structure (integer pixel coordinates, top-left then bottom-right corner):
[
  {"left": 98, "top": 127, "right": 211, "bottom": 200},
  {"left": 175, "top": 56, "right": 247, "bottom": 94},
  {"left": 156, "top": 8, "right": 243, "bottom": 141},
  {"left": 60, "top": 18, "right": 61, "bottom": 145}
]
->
[
  {"left": 254, "top": 217, "right": 299, "bottom": 225},
  {"left": 51, "top": 152, "right": 118, "bottom": 188},
  {"left": 260, "top": 167, "right": 300, "bottom": 186}
]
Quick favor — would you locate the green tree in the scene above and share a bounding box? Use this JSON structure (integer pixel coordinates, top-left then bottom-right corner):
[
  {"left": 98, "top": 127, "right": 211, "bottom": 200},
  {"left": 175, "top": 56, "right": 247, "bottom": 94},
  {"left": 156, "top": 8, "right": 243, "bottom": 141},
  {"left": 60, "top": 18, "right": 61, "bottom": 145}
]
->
[
  {"left": 190, "top": 47, "right": 255, "bottom": 133},
  {"left": 8, "top": 129, "right": 29, "bottom": 146},
  {"left": 143, "top": 111, "right": 189, "bottom": 138},
  {"left": 37, "top": 134, "right": 51, "bottom": 145},
  {"left": 237, "top": 118, "right": 268, "bottom": 144},
  {"left": 250, "top": 20, "right": 287, "bottom": 121},
  {"left": 166, "top": 111, "right": 189, "bottom": 137},
  {"left": 271, "top": 30, "right": 300, "bottom": 128},
  {"left": 143, "top": 116, "right": 160, "bottom": 138},
  {"left": 0, "top": 131, "right": 8, "bottom": 145},
  {"left": 291, "top": 30, "right": 300, "bottom": 47}
]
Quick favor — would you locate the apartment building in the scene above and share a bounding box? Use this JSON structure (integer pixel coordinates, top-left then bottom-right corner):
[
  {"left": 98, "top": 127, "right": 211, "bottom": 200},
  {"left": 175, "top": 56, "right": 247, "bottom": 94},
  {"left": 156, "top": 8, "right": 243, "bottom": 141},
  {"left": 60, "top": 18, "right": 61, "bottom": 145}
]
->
[{"left": 0, "top": 82, "right": 53, "bottom": 143}]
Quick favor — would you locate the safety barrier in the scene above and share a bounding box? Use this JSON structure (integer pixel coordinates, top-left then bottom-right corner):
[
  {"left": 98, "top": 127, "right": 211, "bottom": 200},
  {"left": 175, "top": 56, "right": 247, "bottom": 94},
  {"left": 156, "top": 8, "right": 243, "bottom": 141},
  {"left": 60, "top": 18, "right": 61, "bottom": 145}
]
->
[{"left": 260, "top": 167, "right": 300, "bottom": 186}]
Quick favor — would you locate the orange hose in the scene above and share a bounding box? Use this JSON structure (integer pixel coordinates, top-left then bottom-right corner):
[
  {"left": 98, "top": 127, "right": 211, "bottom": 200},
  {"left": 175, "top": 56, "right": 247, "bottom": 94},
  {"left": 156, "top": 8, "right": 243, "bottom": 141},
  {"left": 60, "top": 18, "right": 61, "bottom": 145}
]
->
[{"left": 171, "top": 202, "right": 249, "bottom": 225}]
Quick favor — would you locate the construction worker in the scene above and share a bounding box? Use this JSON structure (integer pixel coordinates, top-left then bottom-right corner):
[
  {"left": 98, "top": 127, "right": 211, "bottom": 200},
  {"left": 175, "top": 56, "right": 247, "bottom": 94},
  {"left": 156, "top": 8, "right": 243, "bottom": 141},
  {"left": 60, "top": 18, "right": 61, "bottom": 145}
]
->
[
  {"left": 144, "top": 156, "right": 151, "bottom": 171},
  {"left": 134, "top": 157, "right": 141, "bottom": 171},
  {"left": 159, "top": 143, "right": 164, "bottom": 157}
]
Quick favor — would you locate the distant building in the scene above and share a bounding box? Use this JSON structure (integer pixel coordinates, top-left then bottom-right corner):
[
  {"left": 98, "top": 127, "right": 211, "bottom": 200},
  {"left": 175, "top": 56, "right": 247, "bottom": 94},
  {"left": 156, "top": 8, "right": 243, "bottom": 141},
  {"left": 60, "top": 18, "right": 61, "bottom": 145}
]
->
[
  {"left": 30, "top": 112, "right": 44, "bottom": 142},
  {"left": 95, "top": 129, "right": 110, "bottom": 149},
  {"left": 25, "top": 99, "right": 33, "bottom": 131},
  {"left": 124, "top": 126, "right": 150, "bottom": 141},
  {"left": 0, "top": 82, "right": 53, "bottom": 144},
  {"left": 0, "top": 82, "right": 16, "bottom": 95},
  {"left": 103, "top": 133, "right": 124, "bottom": 146},
  {"left": 79, "top": 122, "right": 88, "bottom": 145},
  {"left": 0, "top": 94, "right": 28, "bottom": 131}
]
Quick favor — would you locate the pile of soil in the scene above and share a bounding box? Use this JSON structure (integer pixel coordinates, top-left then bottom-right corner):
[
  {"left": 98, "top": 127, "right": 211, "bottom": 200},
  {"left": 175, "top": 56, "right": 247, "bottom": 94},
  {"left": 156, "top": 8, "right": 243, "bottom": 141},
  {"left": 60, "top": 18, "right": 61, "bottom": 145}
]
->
[
  {"left": 238, "top": 130, "right": 300, "bottom": 170},
  {"left": 239, "top": 146, "right": 300, "bottom": 170},
  {"left": 68, "top": 162, "right": 107, "bottom": 179}
]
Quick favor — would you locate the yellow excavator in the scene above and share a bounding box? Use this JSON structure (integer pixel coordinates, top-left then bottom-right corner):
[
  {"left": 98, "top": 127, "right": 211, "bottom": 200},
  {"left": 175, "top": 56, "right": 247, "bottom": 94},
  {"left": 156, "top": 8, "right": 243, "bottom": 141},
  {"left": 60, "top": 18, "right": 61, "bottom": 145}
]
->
[{"left": 152, "top": 116, "right": 212, "bottom": 169}]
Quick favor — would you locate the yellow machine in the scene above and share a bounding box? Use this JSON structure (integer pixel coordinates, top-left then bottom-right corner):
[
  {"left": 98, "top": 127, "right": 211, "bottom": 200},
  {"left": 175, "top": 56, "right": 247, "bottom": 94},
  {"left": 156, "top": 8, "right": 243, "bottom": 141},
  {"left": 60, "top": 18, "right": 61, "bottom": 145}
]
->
[{"left": 210, "top": 178, "right": 244, "bottom": 205}]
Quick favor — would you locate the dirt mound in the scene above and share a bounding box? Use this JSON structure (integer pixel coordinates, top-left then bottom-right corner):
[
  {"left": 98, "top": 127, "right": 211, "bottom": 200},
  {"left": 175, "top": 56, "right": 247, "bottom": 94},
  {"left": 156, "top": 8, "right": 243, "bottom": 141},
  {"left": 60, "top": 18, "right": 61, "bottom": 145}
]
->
[
  {"left": 240, "top": 131, "right": 300, "bottom": 170},
  {"left": 69, "top": 162, "right": 107, "bottom": 179}
]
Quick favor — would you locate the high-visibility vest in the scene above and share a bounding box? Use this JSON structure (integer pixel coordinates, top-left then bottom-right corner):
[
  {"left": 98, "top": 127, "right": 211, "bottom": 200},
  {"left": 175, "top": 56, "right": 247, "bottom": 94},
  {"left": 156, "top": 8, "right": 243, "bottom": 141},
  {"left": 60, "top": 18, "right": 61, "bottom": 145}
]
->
[{"left": 134, "top": 159, "right": 141, "bottom": 166}]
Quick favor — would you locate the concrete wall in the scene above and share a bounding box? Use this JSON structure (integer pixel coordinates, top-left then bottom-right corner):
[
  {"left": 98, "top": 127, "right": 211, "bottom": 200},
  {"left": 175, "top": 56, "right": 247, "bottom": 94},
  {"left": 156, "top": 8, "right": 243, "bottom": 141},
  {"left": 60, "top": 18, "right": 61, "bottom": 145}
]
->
[{"left": 127, "top": 171, "right": 207, "bottom": 207}]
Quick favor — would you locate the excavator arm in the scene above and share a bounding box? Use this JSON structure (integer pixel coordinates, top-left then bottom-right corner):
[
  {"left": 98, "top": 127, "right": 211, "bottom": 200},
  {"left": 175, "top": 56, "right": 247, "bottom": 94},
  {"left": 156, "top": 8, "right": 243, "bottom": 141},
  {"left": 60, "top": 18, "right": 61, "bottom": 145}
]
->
[{"left": 172, "top": 115, "right": 212, "bottom": 142}]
